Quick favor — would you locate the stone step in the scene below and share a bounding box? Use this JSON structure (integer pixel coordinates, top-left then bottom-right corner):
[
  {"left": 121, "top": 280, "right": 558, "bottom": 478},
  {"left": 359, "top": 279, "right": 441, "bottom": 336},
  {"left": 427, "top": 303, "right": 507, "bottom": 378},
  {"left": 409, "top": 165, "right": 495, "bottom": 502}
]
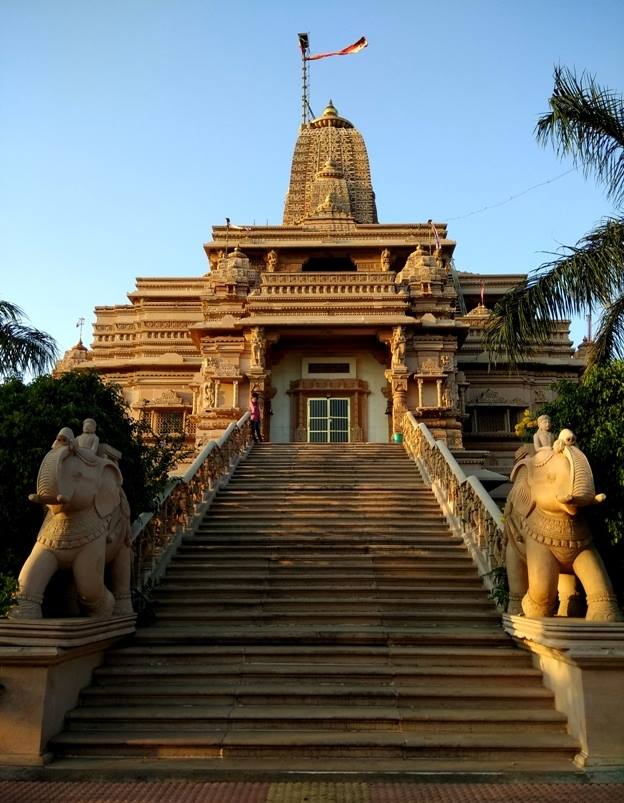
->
[
  {"left": 193, "top": 528, "right": 454, "bottom": 538},
  {"left": 183, "top": 534, "right": 463, "bottom": 545},
  {"left": 104, "top": 644, "right": 534, "bottom": 668},
  {"left": 91, "top": 662, "right": 546, "bottom": 687},
  {"left": 162, "top": 560, "right": 477, "bottom": 572},
  {"left": 131, "top": 625, "right": 509, "bottom": 647},
  {"left": 224, "top": 484, "right": 427, "bottom": 491},
  {"left": 62, "top": 704, "right": 568, "bottom": 735},
  {"left": 49, "top": 728, "right": 578, "bottom": 763},
  {"left": 200, "top": 511, "right": 445, "bottom": 520},
  {"left": 154, "top": 586, "right": 488, "bottom": 602},
  {"left": 80, "top": 676, "right": 553, "bottom": 708},
  {"left": 178, "top": 537, "right": 464, "bottom": 548},
  {"left": 161, "top": 569, "right": 482, "bottom": 583},
  {"left": 172, "top": 550, "right": 470, "bottom": 562},
  {"left": 151, "top": 612, "right": 500, "bottom": 627},
  {"left": 152, "top": 598, "right": 494, "bottom": 614}
]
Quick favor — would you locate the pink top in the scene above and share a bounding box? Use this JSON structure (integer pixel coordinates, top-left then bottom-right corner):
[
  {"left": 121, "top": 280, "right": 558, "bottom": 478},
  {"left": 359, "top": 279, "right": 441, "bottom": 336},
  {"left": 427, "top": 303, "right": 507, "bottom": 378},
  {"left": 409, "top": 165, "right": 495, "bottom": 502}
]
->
[{"left": 249, "top": 398, "right": 260, "bottom": 421}]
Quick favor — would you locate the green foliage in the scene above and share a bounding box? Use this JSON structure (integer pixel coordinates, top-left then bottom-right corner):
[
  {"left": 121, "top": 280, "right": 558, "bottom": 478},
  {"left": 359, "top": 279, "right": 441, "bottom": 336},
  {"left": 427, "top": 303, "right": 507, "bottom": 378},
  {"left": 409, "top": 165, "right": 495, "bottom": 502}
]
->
[
  {"left": 0, "top": 574, "right": 18, "bottom": 618},
  {"left": 0, "top": 370, "right": 185, "bottom": 578},
  {"left": 485, "top": 68, "right": 624, "bottom": 367},
  {"left": 535, "top": 66, "right": 624, "bottom": 207},
  {"left": 483, "top": 567, "right": 509, "bottom": 610},
  {"left": 0, "top": 300, "right": 58, "bottom": 377},
  {"left": 541, "top": 362, "right": 624, "bottom": 596}
]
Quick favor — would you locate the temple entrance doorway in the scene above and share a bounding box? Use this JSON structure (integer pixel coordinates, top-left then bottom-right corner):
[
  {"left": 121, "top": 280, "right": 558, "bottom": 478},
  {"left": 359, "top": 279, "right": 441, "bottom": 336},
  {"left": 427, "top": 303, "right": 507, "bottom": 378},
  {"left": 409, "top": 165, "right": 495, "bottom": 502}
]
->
[{"left": 307, "top": 398, "right": 350, "bottom": 443}]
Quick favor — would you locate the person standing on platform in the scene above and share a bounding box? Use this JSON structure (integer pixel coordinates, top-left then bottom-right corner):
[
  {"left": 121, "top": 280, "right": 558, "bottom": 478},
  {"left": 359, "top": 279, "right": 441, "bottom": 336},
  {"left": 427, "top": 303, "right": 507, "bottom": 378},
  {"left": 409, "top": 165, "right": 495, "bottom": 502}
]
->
[{"left": 249, "top": 391, "right": 262, "bottom": 443}]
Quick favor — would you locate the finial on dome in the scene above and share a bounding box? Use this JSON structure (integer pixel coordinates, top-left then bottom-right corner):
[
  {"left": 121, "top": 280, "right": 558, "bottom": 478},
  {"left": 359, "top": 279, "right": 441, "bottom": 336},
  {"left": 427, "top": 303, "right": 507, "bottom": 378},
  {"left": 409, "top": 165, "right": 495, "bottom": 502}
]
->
[{"left": 322, "top": 100, "right": 338, "bottom": 118}]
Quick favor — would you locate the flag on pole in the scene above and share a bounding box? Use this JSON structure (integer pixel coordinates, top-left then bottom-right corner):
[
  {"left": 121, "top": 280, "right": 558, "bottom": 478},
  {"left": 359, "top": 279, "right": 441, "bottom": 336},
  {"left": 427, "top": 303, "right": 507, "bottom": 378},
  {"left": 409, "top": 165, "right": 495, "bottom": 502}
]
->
[
  {"left": 427, "top": 220, "right": 441, "bottom": 252},
  {"left": 480, "top": 280, "right": 485, "bottom": 307},
  {"left": 306, "top": 36, "right": 368, "bottom": 61}
]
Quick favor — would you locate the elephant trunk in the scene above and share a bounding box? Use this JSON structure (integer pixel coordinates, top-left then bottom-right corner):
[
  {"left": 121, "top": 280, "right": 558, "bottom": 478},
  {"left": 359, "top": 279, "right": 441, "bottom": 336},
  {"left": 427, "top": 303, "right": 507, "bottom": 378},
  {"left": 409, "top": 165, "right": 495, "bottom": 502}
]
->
[
  {"left": 561, "top": 444, "right": 598, "bottom": 506},
  {"left": 30, "top": 447, "right": 74, "bottom": 506}
]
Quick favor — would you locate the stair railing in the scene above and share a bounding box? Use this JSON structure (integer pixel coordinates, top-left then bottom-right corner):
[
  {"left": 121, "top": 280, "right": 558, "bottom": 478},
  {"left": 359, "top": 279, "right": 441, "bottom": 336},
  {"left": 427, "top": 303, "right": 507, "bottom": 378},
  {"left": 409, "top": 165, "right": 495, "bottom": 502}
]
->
[
  {"left": 402, "top": 412, "right": 506, "bottom": 594},
  {"left": 130, "top": 412, "right": 252, "bottom": 595}
]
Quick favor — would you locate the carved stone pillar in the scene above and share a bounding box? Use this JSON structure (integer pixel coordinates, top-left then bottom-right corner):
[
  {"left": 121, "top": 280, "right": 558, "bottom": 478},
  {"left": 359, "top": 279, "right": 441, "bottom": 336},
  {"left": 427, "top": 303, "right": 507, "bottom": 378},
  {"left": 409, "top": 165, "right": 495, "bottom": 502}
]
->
[
  {"left": 436, "top": 379, "right": 443, "bottom": 408},
  {"left": 232, "top": 380, "right": 239, "bottom": 408},
  {"left": 392, "top": 373, "right": 407, "bottom": 432}
]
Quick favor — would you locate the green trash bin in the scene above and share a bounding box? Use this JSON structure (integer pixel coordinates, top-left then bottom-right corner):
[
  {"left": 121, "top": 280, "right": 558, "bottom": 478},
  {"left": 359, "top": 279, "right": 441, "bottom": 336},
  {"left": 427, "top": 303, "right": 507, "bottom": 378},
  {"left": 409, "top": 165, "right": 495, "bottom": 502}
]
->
[{"left": 392, "top": 432, "right": 403, "bottom": 443}]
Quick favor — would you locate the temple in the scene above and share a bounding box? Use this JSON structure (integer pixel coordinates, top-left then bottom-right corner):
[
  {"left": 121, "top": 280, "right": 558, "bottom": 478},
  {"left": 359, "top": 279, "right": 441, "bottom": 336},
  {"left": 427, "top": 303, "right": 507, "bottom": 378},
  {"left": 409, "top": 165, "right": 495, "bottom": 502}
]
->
[{"left": 56, "top": 101, "right": 585, "bottom": 472}]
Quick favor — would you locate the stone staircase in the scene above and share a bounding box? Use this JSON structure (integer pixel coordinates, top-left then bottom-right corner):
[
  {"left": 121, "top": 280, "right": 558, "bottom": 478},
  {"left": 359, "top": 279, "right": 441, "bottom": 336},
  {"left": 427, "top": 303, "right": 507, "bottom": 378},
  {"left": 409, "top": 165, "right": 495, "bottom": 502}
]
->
[{"left": 49, "top": 443, "right": 579, "bottom": 773}]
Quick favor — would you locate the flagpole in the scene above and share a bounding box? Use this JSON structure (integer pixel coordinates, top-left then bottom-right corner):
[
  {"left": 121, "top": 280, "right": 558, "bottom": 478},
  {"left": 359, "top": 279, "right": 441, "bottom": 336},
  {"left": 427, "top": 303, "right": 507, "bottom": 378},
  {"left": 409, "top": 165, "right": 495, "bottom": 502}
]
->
[{"left": 298, "top": 33, "right": 310, "bottom": 125}]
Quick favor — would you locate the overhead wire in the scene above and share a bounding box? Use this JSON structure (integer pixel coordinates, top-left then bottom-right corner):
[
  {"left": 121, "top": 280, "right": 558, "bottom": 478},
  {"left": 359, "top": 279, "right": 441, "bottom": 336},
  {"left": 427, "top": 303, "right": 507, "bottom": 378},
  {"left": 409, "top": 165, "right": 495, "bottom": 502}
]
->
[{"left": 446, "top": 168, "right": 576, "bottom": 221}]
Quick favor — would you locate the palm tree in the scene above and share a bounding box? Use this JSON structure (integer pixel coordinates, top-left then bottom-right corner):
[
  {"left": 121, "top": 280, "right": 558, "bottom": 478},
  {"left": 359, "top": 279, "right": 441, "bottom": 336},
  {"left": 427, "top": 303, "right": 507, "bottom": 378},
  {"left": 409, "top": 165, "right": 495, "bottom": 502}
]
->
[
  {"left": 0, "top": 300, "right": 58, "bottom": 377},
  {"left": 485, "top": 67, "right": 624, "bottom": 367}
]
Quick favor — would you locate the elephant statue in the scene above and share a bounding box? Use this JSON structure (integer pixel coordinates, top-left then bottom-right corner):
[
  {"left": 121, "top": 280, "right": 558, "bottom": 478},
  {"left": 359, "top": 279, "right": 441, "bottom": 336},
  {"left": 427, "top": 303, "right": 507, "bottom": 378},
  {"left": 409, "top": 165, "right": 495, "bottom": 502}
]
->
[
  {"left": 504, "top": 429, "right": 622, "bottom": 621},
  {"left": 9, "top": 424, "right": 134, "bottom": 620},
  {"left": 505, "top": 429, "right": 621, "bottom": 621}
]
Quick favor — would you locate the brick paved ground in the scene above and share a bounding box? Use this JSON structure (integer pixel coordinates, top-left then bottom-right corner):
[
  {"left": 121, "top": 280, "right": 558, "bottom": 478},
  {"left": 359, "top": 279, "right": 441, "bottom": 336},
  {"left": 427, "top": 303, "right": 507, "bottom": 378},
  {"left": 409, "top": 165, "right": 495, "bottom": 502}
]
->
[{"left": 1, "top": 781, "right": 624, "bottom": 803}]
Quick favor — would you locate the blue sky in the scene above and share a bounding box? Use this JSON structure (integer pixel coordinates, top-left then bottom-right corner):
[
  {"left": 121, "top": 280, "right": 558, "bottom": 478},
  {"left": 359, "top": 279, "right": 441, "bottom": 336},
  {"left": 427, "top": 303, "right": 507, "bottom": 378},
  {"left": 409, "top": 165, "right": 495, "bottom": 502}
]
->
[{"left": 2, "top": 0, "right": 623, "bottom": 355}]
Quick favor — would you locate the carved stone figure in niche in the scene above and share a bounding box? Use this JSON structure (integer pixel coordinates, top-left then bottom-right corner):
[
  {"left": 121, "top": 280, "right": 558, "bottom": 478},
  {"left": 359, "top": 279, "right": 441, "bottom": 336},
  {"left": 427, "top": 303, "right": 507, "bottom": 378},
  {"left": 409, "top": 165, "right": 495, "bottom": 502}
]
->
[
  {"left": 391, "top": 326, "right": 406, "bottom": 368},
  {"left": 76, "top": 418, "right": 100, "bottom": 453},
  {"left": 439, "top": 354, "right": 452, "bottom": 371},
  {"left": 251, "top": 327, "right": 266, "bottom": 369},
  {"left": 533, "top": 414, "right": 555, "bottom": 451},
  {"left": 380, "top": 248, "right": 391, "bottom": 272},
  {"left": 265, "top": 250, "right": 278, "bottom": 273},
  {"left": 203, "top": 379, "right": 215, "bottom": 410},
  {"left": 9, "top": 425, "right": 133, "bottom": 620}
]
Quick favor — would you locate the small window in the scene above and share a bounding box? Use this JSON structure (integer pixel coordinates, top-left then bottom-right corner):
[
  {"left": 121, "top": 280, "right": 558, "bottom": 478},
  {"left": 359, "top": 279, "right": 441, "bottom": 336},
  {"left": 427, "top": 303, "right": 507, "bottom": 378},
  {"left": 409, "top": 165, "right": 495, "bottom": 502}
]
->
[{"left": 154, "top": 411, "right": 184, "bottom": 435}]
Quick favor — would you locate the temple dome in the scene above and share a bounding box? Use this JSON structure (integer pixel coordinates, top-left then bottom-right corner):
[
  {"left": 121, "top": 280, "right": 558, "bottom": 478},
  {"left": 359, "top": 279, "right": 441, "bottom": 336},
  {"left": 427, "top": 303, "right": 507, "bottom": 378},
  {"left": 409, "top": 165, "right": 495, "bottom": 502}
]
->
[{"left": 283, "top": 100, "right": 378, "bottom": 226}]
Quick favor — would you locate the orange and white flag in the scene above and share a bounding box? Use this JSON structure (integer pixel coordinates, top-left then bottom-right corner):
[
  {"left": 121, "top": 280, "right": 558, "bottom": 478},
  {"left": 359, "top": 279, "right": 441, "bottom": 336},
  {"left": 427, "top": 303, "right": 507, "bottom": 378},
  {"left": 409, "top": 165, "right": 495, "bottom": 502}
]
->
[{"left": 306, "top": 36, "right": 368, "bottom": 61}]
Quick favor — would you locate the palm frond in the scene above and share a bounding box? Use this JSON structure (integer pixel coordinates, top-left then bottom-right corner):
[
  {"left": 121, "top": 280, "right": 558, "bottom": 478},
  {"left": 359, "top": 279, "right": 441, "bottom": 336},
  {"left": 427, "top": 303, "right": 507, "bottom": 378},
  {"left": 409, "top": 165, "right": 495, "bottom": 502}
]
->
[
  {"left": 0, "top": 302, "right": 59, "bottom": 376},
  {"left": 590, "top": 293, "right": 624, "bottom": 366},
  {"left": 485, "top": 217, "right": 624, "bottom": 365},
  {"left": 536, "top": 66, "right": 624, "bottom": 207}
]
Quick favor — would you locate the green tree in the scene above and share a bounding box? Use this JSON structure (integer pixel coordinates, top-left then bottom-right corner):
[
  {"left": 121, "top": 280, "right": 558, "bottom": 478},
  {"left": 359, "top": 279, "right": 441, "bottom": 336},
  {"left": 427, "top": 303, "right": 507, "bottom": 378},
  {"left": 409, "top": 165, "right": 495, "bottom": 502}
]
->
[
  {"left": 540, "top": 362, "right": 624, "bottom": 601},
  {"left": 485, "top": 67, "right": 624, "bottom": 366},
  {"left": 0, "top": 301, "right": 58, "bottom": 377},
  {"left": 0, "top": 370, "right": 183, "bottom": 578}
]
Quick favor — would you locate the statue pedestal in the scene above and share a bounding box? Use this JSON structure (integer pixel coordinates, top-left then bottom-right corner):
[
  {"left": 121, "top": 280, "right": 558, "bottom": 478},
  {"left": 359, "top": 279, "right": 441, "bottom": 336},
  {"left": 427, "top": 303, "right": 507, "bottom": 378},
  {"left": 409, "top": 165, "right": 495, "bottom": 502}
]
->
[
  {"left": 0, "top": 615, "right": 135, "bottom": 766},
  {"left": 503, "top": 614, "right": 624, "bottom": 769}
]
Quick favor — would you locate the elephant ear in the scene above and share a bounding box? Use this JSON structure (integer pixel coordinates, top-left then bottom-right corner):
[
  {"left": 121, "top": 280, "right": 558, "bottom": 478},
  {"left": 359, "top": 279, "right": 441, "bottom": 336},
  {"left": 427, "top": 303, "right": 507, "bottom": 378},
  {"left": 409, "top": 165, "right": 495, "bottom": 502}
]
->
[
  {"left": 507, "top": 463, "right": 535, "bottom": 519},
  {"left": 95, "top": 463, "right": 122, "bottom": 519}
]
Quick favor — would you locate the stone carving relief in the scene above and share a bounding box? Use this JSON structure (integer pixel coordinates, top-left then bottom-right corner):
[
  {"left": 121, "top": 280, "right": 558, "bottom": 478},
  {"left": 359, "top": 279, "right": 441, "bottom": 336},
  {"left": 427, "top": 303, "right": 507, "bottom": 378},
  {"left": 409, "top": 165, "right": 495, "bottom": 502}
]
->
[
  {"left": 265, "top": 249, "right": 279, "bottom": 273},
  {"left": 380, "top": 248, "right": 391, "bottom": 272},
  {"left": 420, "top": 358, "right": 439, "bottom": 374},
  {"left": 439, "top": 353, "right": 453, "bottom": 371},
  {"left": 203, "top": 379, "right": 216, "bottom": 410},
  {"left": 151, "top": 389, "right": 184, "bottom": 406},
  {"left": 250, "top": 327, "right": 266, "bottom": 370},
  {"left": 391, "top": 326, "right": 407, "bottom": 369}
]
